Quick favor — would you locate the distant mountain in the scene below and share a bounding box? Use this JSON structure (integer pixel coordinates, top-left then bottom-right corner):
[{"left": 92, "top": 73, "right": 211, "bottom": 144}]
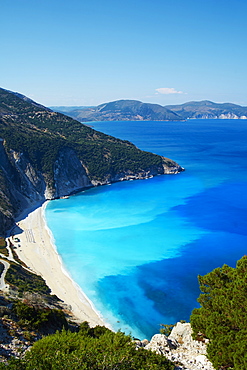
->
[
  {"left": 0, "top": 88, "right": 183, "bottom": 236},
  {"left": 165, "top": 100, "right": 247, "bottom": 119},
  {"left": 52, "top": 100, "right": 183, "bottom": 122},
  {"left": 49, "top": 106, "right": 94, "bottom": 113},
  {"left": 51, "top": 99, "right": 247, "bottom": 122}
]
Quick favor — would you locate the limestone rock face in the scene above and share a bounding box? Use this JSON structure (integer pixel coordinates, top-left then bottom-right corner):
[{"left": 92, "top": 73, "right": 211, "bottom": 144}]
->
[
  {"left": 0, "top": 141, "right": 46, "bottom": 235},
  {"left": 53, "top": 148, "right": 92, "bottom": 198},
  {"left": 8, "top": 150, "right": 46, "bottom": 203},
  {"left": 145, "top": 322, "right": 215, "bottom": 370},
  {"left": 0, "top": 143, "right": 94, "bottom": 235}
]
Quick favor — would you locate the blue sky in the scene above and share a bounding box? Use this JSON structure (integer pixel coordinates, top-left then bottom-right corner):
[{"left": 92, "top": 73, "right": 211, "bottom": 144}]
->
[{"left": 1, "top": 0, "right": 247, "bottom": 106}]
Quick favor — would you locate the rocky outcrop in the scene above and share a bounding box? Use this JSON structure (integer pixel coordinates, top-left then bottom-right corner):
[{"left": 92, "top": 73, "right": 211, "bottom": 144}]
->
[
  {"left": 0, "top": 141, "right": 45, "bottom": 220},
  {"left": 53, "top": 147, "right": 93, "bottom": 198},
  {"left": 91, "top": 160, "right": 184, "bottom": 186},
  {"left": 8, "top": 150, "right": 46, "bottom": 204},
  {"left": 143, "top": 322, "right": 215, "bottom": 370},
  {"left": 0, "top": 143, "right": 93, "bottom": 234},
  {"left": 219, "top": 113, "right": 247, "bottom": 119}
]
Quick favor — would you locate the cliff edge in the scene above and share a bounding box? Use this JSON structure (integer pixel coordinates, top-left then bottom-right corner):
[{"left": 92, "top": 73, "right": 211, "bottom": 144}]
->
[{"left": 141, "top": 322, "right": 215, "bottom": 370}]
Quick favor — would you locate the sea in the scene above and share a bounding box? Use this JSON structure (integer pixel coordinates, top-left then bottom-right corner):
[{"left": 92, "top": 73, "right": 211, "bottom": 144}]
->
[{"left": 45, "top": 119, "right": 247, "bottom": 340}]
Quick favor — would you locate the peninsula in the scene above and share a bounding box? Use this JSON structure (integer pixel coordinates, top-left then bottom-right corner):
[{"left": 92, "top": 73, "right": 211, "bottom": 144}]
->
[{"left": 0, "top": 87, "right": 184, "bottom": 326}]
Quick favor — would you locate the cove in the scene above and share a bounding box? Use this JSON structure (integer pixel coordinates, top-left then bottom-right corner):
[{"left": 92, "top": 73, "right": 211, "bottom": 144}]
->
[{"left": 46, "top": 119, "right": 247, "bottom": 339}]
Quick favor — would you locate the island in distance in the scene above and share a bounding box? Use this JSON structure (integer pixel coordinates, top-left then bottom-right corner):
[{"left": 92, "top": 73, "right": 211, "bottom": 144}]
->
[
  {"left": 51, "top": 99, "right": 247, "bottom": 122},
  {"left": 51, "top": 100, "right": 183, "bottom": 122}
]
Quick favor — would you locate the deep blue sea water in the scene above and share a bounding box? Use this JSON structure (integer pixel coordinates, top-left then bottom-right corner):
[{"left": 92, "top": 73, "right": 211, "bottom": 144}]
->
[{"left": 45, "top": 119, "right": 247, "bottom": 339}]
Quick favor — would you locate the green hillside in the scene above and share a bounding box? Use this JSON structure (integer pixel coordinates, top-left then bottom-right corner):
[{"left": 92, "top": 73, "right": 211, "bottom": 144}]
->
[
  {"left": 0, "top": 89, "right": 178, "bottom": 184},
  {"left": 0, "top": 88, "right": 183, "bottom": 236}
]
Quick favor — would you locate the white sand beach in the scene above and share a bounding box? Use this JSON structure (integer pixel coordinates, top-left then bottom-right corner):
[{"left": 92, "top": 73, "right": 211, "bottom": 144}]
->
[{"left": 13, "top": 202, "right": 106, "bottom": 327}]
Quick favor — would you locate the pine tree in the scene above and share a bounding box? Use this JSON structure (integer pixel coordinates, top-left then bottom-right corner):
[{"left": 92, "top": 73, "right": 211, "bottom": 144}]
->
[{"left": 190, "top": 255, "right": 247, "bottom": 369}]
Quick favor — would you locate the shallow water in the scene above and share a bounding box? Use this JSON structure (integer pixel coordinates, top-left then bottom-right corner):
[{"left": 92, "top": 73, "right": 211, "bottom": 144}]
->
[{"left": 46, "top": 119, "right": 247, "bottom": 339}]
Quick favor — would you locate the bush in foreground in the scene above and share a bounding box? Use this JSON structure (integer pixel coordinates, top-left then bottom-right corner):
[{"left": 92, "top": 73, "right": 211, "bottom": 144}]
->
[
  {"left": 0, "top": 323, "right": 173, "bottom": 370},
  {"left": 190, "top": 255, "right": 247, "bottom": 370}
]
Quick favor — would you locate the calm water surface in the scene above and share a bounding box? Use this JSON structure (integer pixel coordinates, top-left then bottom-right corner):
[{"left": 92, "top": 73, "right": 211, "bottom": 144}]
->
[{"left": 46, "top": 119, "right": 247, "bottom": 339}]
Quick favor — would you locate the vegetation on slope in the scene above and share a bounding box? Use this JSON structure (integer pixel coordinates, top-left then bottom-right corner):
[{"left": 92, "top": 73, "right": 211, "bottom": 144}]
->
[
  {"left": 0, "top": 88, "right": 172, "bottom": 185},
  {"left": 5, "top": 263, "right": 51, "bottom": 295},
  {"left": 190, "top": 255, "right": 247, "bottom": 370},
  {"left": 0, "top": 253, "right": 174, "bottom": 368},
  {"left": 0, "top": 322, "right": 173, "bottom": 370},
  {"left": 0, "top": 293, "right": 70, "bottom": 345},
  {"left": 0, "top": 256, "right": 78, "bottom": 359},
  {"left": 13, "top": 300, "right": 68, "bottom": 332}
]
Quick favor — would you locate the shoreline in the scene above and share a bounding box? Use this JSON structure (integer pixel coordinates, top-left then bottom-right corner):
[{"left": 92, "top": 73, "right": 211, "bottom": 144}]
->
[{"left": 12, "top": 202, "right": 106, "bottom": 328}]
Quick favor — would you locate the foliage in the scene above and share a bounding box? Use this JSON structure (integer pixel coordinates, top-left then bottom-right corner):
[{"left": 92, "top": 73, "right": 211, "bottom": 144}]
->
[
  {"left": 190, "top": 255, "right": 247, "bottom": 370},
  {"left": 0, "top": 237, "right": 6, "bottom": 247},
  {"left": 0, "top": 323, "right": 174, "bottom": 369},
  {"left": 13, "top": 300, "right": 68, "bottom": 331},
  {"left": 159, "top": 323, "right": 174, "bottom": 336},
  {"left": 5, "top": 263, "right": 51, "bottom": 294},
  {"left": 0, "top": 263, "right": 4, "bottom": 276},
  {"left": 0, "top": 169, "right": 15, "bottom": 217}
]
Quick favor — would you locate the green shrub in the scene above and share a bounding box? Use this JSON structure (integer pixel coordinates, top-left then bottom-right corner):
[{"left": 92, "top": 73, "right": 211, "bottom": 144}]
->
[
  {"left": 190, "top": 255, "right": 247, "bottom": 370},
  {"left": 159, "top": 324, "right": 174, "bottom": 336},
  {"left": 23, "top": 328, "right": 173, "bottom": 370},
  {"left": 5, "top": 263, "right": 51, "bottom": 294},
  {"left": 1, "top": 325, "right": 174, "bottom": 369},
  {"left": 13, "top": 301, "right": 68, "bottom": 331}
]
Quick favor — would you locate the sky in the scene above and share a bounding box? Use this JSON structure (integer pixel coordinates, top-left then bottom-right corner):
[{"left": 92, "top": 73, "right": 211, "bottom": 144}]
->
[{"left": 1, "top": 0, "right": 247, "bottom": 107}]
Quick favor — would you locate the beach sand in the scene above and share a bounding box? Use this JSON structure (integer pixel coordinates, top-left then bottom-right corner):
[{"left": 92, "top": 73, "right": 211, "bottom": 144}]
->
[{"left": 13, "top": 202, "right": 106, "bottom": 327}]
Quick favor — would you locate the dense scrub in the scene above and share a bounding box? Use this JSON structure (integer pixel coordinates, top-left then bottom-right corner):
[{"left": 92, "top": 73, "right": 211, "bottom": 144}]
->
[
  {"left": 190, "top": 255, "right": 247, "bottom": 370},
  {"left": 5, "top": 263, "right": 51, "bottom": 295},
  {"left": 0, "top": 322, "right": 173, "bottom": 369},
  {"left": 13, "top": 300, "right": 67, "bottom": 332},
  {"left": 0, "top": 237, "right": 8, "bottom": 256}
]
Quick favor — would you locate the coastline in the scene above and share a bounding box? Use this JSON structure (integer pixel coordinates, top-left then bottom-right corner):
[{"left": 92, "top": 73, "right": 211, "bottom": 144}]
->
[{"left": 13, "top": 202, "right": 106, "bottom": 328}]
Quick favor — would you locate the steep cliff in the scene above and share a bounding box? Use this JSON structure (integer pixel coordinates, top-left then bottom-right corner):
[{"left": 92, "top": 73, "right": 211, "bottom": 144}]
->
[{"left": 0, "top": 88, "right": 184, "bottom": 236}]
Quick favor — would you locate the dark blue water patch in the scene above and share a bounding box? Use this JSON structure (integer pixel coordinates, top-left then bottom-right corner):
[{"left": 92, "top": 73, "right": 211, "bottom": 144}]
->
[
  {"left": 174, "top": 182, "right": 247, "bottom": 235},
  {"left": 46, "top": 120, "right": 247, "bottom": 341},
  {"left": 97, "top": 231, "right": 247, "bottom": 339}
]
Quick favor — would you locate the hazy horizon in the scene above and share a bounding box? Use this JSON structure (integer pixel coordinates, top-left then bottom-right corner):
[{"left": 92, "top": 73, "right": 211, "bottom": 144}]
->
[
  {"left": 48, "top": 99, "right": 247, "bottom": 109},
  {"left": 1, "top": 0, "right": 247, "bottom": 107}
]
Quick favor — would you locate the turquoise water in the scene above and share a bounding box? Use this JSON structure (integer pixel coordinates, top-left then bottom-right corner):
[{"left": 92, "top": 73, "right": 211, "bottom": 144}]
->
[{"left": 46, "top": 119, "right": 247, "bottom": 339}]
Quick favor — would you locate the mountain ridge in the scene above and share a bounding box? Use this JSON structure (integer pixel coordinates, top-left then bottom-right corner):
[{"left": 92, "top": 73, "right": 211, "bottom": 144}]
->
[
  {"left": 165, "top": 100, "right": 247, "bottom": 119},
  {"left": 53, "top": 99, "right": 183, "bottom": 122},
  {"left": 52, "top": 99, "right": 247, "bottom": 121}
]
